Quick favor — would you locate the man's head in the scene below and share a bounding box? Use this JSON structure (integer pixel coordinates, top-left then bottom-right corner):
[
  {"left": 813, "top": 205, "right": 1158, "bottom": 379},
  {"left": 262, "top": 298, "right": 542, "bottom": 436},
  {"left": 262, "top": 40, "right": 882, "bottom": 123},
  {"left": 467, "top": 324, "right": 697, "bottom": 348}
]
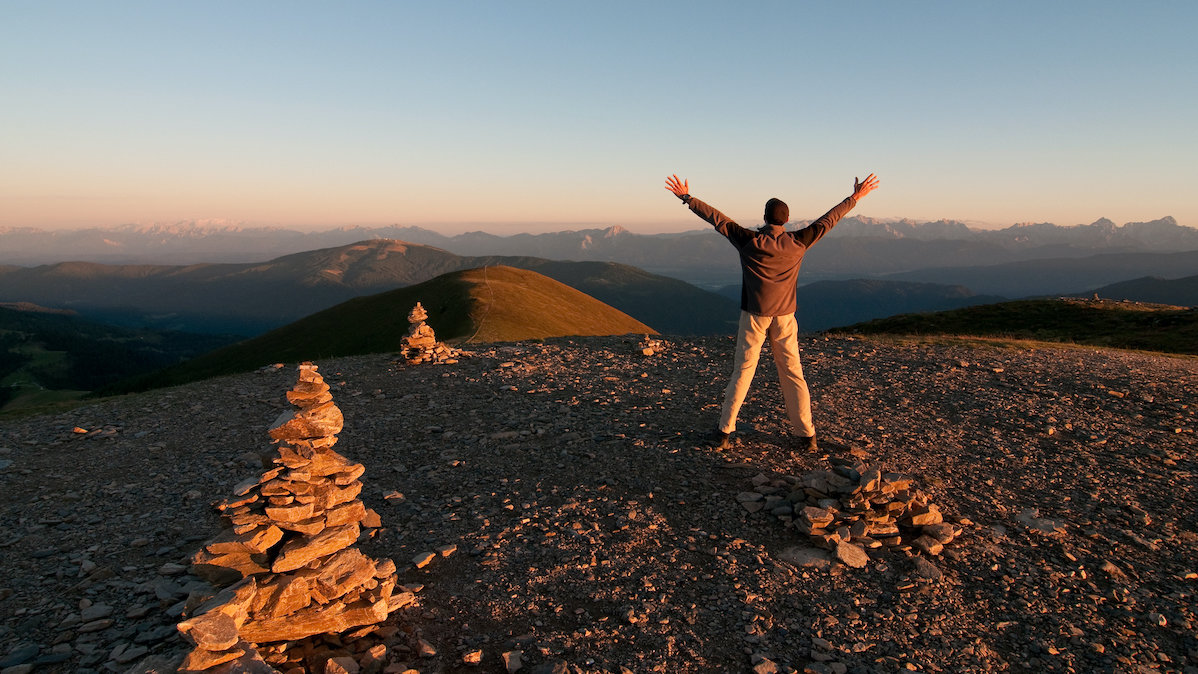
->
[{"left": 764, "top": 198, "right": 789, "bottom": 226}]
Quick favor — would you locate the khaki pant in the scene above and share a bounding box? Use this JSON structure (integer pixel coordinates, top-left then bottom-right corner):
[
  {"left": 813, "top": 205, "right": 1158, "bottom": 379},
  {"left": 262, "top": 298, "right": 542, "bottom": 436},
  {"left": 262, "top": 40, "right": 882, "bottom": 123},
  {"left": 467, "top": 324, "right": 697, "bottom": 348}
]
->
[{"left": 718, "top": 311, "right": 815, "bottom": 437}]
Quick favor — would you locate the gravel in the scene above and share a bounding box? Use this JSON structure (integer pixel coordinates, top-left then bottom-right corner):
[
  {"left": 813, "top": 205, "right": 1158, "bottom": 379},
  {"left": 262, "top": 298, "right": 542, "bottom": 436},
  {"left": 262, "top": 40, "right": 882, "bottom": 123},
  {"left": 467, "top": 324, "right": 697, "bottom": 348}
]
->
[{"left": 1, "top": 334, "right": 1195, "bottom": 673}]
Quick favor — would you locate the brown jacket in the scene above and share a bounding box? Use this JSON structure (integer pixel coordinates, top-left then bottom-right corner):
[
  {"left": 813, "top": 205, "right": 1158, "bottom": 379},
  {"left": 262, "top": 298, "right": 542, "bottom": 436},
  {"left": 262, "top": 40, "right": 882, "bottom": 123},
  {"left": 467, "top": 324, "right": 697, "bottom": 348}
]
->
[{"left": 686, "top": 195, "right": 857, "bottom": 316}]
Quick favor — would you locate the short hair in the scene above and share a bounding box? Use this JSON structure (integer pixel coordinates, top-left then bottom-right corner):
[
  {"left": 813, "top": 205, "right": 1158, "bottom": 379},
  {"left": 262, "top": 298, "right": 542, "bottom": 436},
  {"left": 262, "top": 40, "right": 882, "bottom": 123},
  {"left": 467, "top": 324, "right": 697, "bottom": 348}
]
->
[{"left": 764, "top": 198, "right": 789, "bottom": 225}]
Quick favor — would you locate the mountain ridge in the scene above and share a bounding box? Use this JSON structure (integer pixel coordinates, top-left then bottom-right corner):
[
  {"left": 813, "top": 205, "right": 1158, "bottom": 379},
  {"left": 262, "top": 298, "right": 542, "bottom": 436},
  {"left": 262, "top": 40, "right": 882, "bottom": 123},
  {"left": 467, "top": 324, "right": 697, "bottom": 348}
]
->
[
  {"left": 0, "top": 239, "right": 736, "bottom": 337},
  {"left": 1078, "top": 274, "right": 1198, "bottom": 308},
  {"left": 884, "top": 249, "right": 1198, "bottom": 297},
  {"left": 2, "top": 216, "right": 1192, "bottom": 269}
]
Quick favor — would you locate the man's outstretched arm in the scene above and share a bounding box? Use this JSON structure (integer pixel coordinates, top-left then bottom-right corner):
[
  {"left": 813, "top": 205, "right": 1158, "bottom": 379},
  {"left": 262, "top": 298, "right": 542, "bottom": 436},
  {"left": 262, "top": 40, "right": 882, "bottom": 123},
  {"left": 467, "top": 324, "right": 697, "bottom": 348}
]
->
[
  {"left": 794, "top": 173, "right": 881, "bottom": 247},
  {"left": 663, "top": 174, "right": 749, "bottom": 243}
]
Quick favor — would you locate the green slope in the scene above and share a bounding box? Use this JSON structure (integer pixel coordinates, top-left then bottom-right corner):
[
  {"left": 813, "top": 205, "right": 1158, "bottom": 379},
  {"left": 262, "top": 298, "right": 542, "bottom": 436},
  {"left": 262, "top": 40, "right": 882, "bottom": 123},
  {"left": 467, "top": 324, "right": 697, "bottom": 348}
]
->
[
  {"left": 108, "top": 266, "right": 656, "bottom": 392},
  {"left": 830, "top": 298, "right": 1198, "bottom": 354}
]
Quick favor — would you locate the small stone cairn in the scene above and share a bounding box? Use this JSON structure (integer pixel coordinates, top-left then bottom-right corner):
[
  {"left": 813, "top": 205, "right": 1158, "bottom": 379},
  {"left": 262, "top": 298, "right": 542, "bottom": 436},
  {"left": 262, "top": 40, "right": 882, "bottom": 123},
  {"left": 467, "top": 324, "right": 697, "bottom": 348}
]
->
[
  {"left": 177, "top": 362, "right": 412, "bottom": 672},
  {"left": 632, "top": 334, "right": 665, "bottom": 356},
  {"left": 740, "top": 456, "right": 962, "bottom": 569},
  {"left": 401, "top": 301, "right": 459, "bottom": 364}
]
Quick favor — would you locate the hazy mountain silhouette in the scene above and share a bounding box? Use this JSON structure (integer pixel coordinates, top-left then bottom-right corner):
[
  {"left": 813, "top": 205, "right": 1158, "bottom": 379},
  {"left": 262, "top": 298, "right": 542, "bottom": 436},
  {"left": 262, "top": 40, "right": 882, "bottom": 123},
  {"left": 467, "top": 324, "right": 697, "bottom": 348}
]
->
[
  {"left": 327, "top": 217, "right": 1198, "bottom": 287},
  {"left": 1080, "top": 274, "right": 1198, "bottom": 308},
  {"left": 3, "top": 217, "right": 1194, "bottom": 287},
  {"left": 4, "top": 220, "right": 1195, "bottom": 340},
  {"left": 0, "top": 240, "right": 736, "bottom": 336},
  {"left": 884, "top": 250, "right": 1198, "bottom": 297}
]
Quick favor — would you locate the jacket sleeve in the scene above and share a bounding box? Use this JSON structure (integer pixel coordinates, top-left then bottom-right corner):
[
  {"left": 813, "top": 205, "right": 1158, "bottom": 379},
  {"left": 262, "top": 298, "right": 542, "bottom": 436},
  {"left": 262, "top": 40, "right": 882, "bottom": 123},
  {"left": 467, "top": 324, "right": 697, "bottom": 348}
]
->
[
  {"left": 685, "top": 197, "right": 753, "bottom": 247},
  {"left": 792, "top": 196, "right": 857, "bottom": 248}
]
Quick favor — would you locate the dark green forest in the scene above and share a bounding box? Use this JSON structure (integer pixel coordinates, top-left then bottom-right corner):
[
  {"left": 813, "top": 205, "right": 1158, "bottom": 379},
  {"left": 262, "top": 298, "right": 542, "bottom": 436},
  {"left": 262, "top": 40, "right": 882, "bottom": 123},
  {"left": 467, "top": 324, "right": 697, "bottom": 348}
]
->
[{"left": 0, "top": 307, "right": 238, "bottom": 409}]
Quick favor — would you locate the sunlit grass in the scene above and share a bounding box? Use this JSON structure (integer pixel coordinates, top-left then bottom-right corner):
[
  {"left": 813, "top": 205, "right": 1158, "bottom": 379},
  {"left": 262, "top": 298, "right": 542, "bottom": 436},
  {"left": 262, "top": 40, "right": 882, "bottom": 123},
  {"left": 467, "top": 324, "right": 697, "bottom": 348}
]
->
[{"left": 103, "top": 266, "right": 654, "bottom": 394}]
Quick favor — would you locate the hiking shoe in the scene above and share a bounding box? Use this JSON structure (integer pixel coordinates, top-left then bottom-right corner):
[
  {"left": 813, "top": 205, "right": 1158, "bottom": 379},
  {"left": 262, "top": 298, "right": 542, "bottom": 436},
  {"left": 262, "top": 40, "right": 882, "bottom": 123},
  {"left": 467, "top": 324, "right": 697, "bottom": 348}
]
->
[
  {"left": 794, "top": 435, "right": 818, "bottom": 453},
  {"left": 708, "top": 430, "right": 731, "bottom": 450}
]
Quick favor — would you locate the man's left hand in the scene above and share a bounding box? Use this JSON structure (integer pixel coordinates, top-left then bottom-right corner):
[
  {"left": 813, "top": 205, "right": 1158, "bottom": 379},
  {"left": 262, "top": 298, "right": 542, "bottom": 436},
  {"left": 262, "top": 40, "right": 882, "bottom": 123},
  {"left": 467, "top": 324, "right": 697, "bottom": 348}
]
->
[{"left": 664, "top": 174, "right": 690, "bottom": 199}]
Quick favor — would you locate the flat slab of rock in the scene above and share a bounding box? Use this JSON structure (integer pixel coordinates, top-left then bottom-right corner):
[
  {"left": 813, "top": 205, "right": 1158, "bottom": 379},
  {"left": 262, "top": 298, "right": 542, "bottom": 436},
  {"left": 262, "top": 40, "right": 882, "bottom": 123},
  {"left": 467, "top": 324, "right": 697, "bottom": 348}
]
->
[
  {"left": 911, "top": 556, "right": 943, "bottom": 581},
  {"left": 272, "top": 523, "right": 360, "bottom": 573},
  {"left": 239, "top": 597, "right": 388, "bottom": 643},
  {"left": 178, "top": 610, "right": 240, "bottom": 651},
  {"left": 835, "top": 541, "right": 870, "bottom": 568}
]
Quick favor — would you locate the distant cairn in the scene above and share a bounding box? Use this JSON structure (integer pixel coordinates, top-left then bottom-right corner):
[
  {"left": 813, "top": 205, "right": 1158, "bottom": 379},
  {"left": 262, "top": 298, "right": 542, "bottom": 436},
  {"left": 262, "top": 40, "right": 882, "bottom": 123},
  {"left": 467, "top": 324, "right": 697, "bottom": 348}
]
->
[
  {"left": 176, "top": 362, "right": 412, "bottom": 672},
  {"left": 633, "top": 334, "right": 665, "bottom": 356},
  {"left": 401, "top": 301, "right": 460, "bottom": 365}
]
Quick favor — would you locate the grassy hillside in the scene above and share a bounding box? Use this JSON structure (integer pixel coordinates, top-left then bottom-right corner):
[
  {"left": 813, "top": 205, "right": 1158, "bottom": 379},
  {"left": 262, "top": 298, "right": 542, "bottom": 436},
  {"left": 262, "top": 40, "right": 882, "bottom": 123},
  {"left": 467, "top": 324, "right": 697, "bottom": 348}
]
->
[
  {"left": 508, "top": 260, "right": 737, "bottom": 335},
  {"left": 831, "top": 298, "right": 1198, "bottom": 354},
  {"left": 108, "top": 266, "right": 656, "bottom": 393},
  {"left": 0, "top": 239, "right": 735, "bottom": 336},
  {"left": 454, "top": 266, "right": 656, "bottom": 342}
]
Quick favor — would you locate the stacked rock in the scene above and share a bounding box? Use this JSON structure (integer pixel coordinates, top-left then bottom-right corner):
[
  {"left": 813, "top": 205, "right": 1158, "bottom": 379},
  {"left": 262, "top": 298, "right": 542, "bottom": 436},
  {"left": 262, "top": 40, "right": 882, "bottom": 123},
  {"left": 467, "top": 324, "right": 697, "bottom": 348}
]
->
[
  {"left": 744, "top": 457, "right": 961, "bottom": 569},
  {"left": 632, "top": 334, "right": 665, "bottom": 356},
  {"left": 401, "top": 301, "right": 459, "bottom": 364},
  {"left": 177, "top": 362, "right": 412, "bottom": 672}
]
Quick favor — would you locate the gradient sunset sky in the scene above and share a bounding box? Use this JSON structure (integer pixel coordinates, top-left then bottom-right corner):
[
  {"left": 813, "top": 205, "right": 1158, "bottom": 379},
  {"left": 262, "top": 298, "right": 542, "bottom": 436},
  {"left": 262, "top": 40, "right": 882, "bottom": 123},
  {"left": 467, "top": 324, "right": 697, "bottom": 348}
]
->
[{"left": 2, "top": 1, "right": 1194, "bottom": 233}]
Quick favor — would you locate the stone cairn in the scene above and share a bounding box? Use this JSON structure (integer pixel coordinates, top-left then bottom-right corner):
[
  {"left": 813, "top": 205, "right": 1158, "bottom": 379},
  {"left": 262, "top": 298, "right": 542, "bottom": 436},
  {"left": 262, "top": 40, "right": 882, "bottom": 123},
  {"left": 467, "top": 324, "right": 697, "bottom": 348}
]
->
[
  {"left": 401, "top": 301, "right": 459, "bottom": 364},
  {"left": 177, "top": 362, "right": 412, "bottom": 672},
  {"left": 739, "top": 456, "right": 962, "bottom": 569},
  {"left": 632, "top": 334, "right": 665, "bottom": 356}
]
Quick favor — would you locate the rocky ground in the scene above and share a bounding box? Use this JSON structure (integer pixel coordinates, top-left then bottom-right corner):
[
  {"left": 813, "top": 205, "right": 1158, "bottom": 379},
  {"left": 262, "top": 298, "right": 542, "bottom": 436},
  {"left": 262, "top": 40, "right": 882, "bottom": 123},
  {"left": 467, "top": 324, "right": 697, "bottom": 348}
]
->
[{"left": 0, "top": 335, "right": 1196, "bottom": 674}]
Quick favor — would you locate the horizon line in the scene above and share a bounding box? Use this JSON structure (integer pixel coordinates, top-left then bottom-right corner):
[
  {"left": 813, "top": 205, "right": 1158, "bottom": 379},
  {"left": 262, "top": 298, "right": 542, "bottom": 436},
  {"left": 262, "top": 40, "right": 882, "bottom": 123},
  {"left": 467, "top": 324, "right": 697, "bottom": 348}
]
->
[{"left": 0, "top": 214, "right": 1186, "bottom": 236}]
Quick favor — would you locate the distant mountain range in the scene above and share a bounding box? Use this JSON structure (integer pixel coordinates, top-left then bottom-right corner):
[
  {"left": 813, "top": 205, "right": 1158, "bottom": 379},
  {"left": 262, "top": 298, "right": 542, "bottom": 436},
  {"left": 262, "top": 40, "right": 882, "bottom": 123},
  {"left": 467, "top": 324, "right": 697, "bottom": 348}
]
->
[
  {"left": 3, "top": 216, "right": 1194, "bottom": 292},
  {"left": 1077, "top": 274, "right": 1198, "bottom": 308},
  {"left": 0, "top": 240, "right": 738, "bottom": 337},
  {"left": 4, "top": 213, "right": 1196, "bottom": 346},
  {"left": 383, "top": 216, "right": 1198, "bottom": 282},
  {"left": 883, "top": 250, "right": 1198, "bottom": 297}
]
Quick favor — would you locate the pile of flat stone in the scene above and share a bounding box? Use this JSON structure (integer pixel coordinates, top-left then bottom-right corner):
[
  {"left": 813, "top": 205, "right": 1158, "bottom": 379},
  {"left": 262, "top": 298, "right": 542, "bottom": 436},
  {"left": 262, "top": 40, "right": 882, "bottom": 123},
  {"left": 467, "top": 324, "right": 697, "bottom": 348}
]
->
[
  {"left": 401, "top": 301, "right": 460, "bottom": 364},
  {"left": 632, "top": 334, "right": 665, "bottom": 356},
  {"left": 177, "top": 362, "right": 413, "bottom": 672},
  {"left": 740, "top": 457, "right": 961, "bottom": 569}
]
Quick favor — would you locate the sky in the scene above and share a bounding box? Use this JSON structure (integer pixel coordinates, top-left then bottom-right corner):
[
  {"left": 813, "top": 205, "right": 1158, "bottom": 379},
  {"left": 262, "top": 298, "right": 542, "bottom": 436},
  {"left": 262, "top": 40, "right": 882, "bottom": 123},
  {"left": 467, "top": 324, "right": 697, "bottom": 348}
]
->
[{"left": 2, "top": 1, "right": 1195, "bottom": 234}]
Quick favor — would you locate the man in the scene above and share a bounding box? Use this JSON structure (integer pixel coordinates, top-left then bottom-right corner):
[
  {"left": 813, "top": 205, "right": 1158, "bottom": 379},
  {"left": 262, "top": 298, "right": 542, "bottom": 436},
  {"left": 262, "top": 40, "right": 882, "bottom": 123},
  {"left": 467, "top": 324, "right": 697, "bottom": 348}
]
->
[{"left": 664, "top": 172, "right": 880, "bottom": 452}]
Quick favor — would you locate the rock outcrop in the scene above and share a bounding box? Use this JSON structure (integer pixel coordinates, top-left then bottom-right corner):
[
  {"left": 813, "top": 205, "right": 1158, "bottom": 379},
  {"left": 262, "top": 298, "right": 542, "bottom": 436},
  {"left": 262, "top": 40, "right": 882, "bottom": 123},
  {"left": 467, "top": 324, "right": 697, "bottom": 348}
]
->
[{"left": 177, "top": 363, "right": 411, "bottom": 672}]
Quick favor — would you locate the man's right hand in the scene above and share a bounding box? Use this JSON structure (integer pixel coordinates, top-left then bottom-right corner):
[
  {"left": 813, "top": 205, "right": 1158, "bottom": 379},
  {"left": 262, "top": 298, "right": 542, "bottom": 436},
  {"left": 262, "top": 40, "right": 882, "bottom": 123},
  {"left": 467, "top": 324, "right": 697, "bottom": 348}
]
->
[
  {"left": 665, "top": 174, "right": 690, "bottom": 199},
  {"left": 853, "top": 173, "right": 879, "bottom": 200}
]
